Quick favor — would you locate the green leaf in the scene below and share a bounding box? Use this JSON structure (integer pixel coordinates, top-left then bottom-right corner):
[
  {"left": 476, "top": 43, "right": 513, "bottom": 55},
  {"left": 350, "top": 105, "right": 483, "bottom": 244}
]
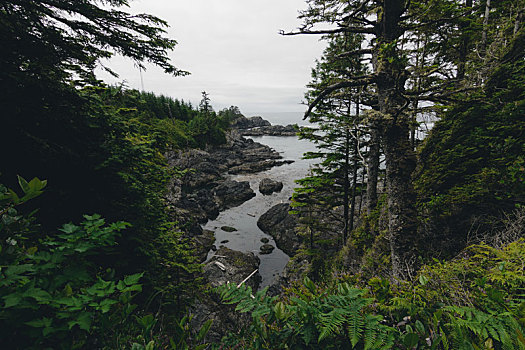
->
[
  {"left": 26, "top": 317, "right": 52, "bottom": 328},
  {"left": 98, "top": 298, "right": 118, "bottom": 313},
  {"left": 8, "top": 189, "right": 20, "bottom": 204},
  {"left": 196, "top": 319, "right": 213, "bottom": 342},
  {"left": 403, "top": 333, "right": 419, "bottom": 348},
  {"left": 124, "top": 272, "right": 144, "bottom": 286},
  {"left": 68, "top": 312, "right": 92, "bottom": 331},
  {"left": 117, "top": 280, "right": 126, "bottom": 291},
  {"left": 27, "top": 177, "right": 47, "bottom": 192},
  {"left": 3, "top": 294, "right": 22, "bottom": 308},
  {"left": 303, "top": 276, "right": 316, "bottom": 293},
  {"left": 415, "top": 320, "right": 425, "bottom": 334},
  {"left": 274, "top": 302, "right": 286, "bottom": 320},
  {"left": 145, "top": 340, "right": 155, "bottom": 350},
  {"left": 5, "top": 264, "right": 35, "bottom": 277},
  {"left": 419, "top": 275, "right": 429, "bottom": 286},
  {"left": 17, "top": 175, "right": 30, "bottom": 194},
  {"left": 60, "top": 223, "right": 78, "bottom": 234},
  {"left": 24, "top": 288, "right": 52, "bottom": 303}
]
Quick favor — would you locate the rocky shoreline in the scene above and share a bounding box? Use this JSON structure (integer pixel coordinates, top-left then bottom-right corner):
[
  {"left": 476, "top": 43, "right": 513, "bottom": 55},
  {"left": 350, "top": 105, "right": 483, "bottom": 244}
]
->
[
  {"left": 165, "top": 117, "right": 305, "bottom": 339},
  {"left": 165, "top": 129, "right": 294, "bottom": 236},
  {"left": 231, "top": 114, "right": 298, "bottom": 137}
]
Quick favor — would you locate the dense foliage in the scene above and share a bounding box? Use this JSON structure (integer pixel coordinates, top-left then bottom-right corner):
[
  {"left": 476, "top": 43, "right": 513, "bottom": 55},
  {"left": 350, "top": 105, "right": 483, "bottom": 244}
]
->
[
  {"left": 218, "top": 230, "right": 525, "bottom": 349},
  {"left": 2, "top": 0, "right": 525, "bottom": 348},
  {"left": 1, "top": 177, "right": 143, "bottom": 348},
  {"left": 415, "top": 36, "right": 525, "bottom": 255},
  {"left": 0, "top": 0, "right": 228, "bottom": 347},
  {"left": 216, "top": 1, "right": 525, "bottom": 349}
]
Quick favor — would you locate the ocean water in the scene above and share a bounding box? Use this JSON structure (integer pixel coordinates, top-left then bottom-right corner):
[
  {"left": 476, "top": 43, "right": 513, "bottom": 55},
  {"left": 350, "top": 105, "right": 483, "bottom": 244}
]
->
[{"left": 205, "top": 136, "right": 317, "bottom": 288}]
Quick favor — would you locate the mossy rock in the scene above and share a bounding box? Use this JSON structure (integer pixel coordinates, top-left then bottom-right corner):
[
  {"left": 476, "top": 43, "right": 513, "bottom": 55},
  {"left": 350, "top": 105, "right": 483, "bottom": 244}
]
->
[
  {"left": 221, "top": 226, "right": 238, "bottom": 232},
  {"left": 260, "top": 244, "right": 275, "bottom": 255},
  {"left": 260, "top": 237, "right": 270, "bottom": 243}
]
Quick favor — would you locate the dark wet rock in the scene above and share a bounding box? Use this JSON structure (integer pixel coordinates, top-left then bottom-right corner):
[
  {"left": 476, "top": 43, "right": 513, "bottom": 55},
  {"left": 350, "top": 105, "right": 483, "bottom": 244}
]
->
[
  {"left": 257, "top": 203, "right": 301, "bottom": 256},
  {"left": 204, "top": 247, "right": 261, "bottom": 289},
  {"left": 259, "top": 178, "right": 284, "bottom": 195},
  {"left": 221, "top": 226, "right": 237, "bottom": 232},
  {"left": 183, "top": 161, "right": 222, "bottom": 189},
  {"left": 186, "top": 188, "right": 219, "bottom": 221},
  {"left": 190, "top": 247, "right": 261, "bottom": 343},
  {"left": 259, "top": 244, "right": 275, "bottom": 255},
  {"left": 241, "top": 124, "right": 298, "bottom": 137},
  {"left": 192, "top": 229, "right": 215, "bottom": 263},
  {"left": 211, "top": 245, "right": 217, "bottom": 251},
  {"left": 231, "top": 115, "right": 271, "bottom": 129},
  {"left": 214, "top": 180, "right": 255, "bottom": 210},
  {"left": 260, "top": 237, "right": 269, "bottom": 243},
  {"left": 220, "top": 240, "right": 229, "bottom": 244},
  {"left": 229, "top": 159, "right": 294, "bottom": 174}
]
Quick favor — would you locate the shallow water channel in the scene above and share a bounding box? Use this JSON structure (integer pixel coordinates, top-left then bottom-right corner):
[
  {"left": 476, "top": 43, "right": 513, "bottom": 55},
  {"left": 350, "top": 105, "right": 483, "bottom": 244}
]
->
[{"left": 205, "top": 136, "right": 316, "bottom": 287}]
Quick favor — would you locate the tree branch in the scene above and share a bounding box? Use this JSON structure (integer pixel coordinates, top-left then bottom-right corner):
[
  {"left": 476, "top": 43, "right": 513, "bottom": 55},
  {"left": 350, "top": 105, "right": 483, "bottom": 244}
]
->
[
  {"left": 336, "top": 48, "right": 373, "bottom": 58},
  {"left": 304, "top": 76, "right": 377, "bottom": 120},
  {"left": 280, "top": 26, "right": 376, "bottom": 36}
]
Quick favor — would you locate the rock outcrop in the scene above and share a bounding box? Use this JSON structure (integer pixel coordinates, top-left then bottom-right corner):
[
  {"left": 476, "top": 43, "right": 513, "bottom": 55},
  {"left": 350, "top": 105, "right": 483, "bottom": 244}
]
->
[
  {"left": 214, "top": 180, "right": 255, "bottom": 210},
  {"left": 257, "top": 203, "right": 302, "bottom": 256},
  {"left": 259, "top": 178, "right": 284, "bottom": 195},
  {"left": 230, "top": 114, "right": 297, "bottom": 136},
  {"left": 231, "top": 115, "right": 271, "bottom": 129},
  {"left": 241, "top": 124, "right": 297, "bottom": 137},
  {"left": 165, "top": 131, "right": 292, "bottom": 234}
]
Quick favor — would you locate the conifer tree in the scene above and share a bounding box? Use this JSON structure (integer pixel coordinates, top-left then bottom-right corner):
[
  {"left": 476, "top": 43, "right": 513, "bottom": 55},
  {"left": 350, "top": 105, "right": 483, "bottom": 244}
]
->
[
  {"left": 282, "top": 0, "right": 515, "bottom": 277},
  {"left": 296, "top": 33, "right": 369, "bottom": 247}
]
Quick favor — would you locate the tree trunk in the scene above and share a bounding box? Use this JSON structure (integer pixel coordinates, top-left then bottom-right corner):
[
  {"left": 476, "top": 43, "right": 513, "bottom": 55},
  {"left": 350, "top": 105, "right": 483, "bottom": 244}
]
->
[
  {"left": 513, "top": 3, "right": 524, "bottom": 36},
  {"left": 343, "top": 125, "right": 350, "bottom": 245},
  {"left": 349, "top": 96, "right": 360, "bottom": 233},
  {"left": 383, "top": 123, "right": 418, "bottom": 279},
  {"left": 375, "top": 0, "right": 419, "bottom": 279},
  {"left": 366, "top": 125, "right": 380, "bottom": 215},
  {"left": 358, "top": 168, "right": 365, "bottom": 214},
  {"left": 457, "top": 0, "right": 473, "bottom": 80},
  {"left": 349, "top": 126, "right": 359, "bottom": 233},
  {"left": 481, "top": 0, "right": 491, "bottom": 55}
]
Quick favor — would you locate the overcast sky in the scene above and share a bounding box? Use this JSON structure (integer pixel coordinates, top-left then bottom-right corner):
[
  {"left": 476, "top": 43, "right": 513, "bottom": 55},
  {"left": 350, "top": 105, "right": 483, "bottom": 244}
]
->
[{"left": 96, "top": 0, "right": 326, "bottom": 114}]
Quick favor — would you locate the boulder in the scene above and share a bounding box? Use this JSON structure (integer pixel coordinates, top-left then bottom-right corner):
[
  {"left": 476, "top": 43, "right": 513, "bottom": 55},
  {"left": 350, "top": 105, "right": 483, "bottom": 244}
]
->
[
  {"left": 259, "top": 244, "right": 275, "bottom": 255},
  {"left": 221, "top": 226, "right": 237, "bottom": 232},
  {"left": 186, "top": 188, "right": 219, "bottom": 220},
  {"left": 257, "top": 203, "right": 301, "bottom": 256},
  {"left": 192, "top": 229, "right": 215, "bottom": 263},
  {"left": 204, "top": 247, "right": 261, "bottom": 289},
  {"left": 214, "top": 180, "right": 255, "bottom": 210},
  {"left": 259, "top": 178, "right": 284, "bottom": 195}
]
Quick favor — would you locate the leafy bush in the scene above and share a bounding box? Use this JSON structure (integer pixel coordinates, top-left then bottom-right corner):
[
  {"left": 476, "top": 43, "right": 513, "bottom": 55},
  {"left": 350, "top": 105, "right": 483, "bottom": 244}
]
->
[{"left": 0, "top": 177, "right": 143, "bottom": 349}]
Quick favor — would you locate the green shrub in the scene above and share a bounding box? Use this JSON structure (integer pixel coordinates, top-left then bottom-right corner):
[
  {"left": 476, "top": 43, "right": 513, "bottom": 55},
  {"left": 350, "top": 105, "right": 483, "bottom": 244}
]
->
[{"left": 0, "top": 177, "right": 143, "bottom": 349}]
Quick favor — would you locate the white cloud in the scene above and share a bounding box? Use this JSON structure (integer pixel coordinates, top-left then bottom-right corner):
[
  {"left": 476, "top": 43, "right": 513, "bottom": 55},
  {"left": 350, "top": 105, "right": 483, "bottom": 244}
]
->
[{"left": 96, "top": 0, "right": 326, "bottom": 113}]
